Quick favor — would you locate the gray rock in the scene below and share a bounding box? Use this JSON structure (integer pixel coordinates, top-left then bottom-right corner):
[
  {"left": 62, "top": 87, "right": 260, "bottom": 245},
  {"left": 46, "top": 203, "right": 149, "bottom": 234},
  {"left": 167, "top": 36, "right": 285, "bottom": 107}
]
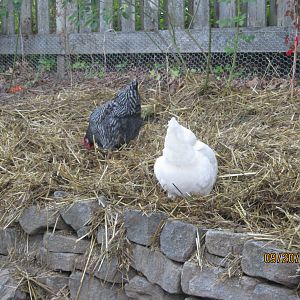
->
[
  {"left": 37, "top": 274, "right": 69, "bottom": 293},
  {"left": 76, "top": 255, "right": 133, "bottom": 284},
  {"left": 77, "top": 226, "right": 91, "bottom": 238},
  {"left": 39, "top": 247, "right": 80, "bottom": 271},
  {"left": 69, "top": 271, "right": 130, "bottom": 300},
  {"left": 96, "top": 226, "right": 111, "bottom": 245},
  {"left": 0, "top": 268, "right": 27, "bottom": 300},
  {"left": 53, "top": 190, "right": 68, "bottom": 198},
  {"left": 19, "top": 206, "right": 68, "bottom": 234},
  {"left": 204, "top": 250, "right": 230, "bottom": 268},
  {"left": 160, "top": 220, "right": 197, "bottom": 262},
  {"left": 43, "top": 232, "right": 90, "bottom": 254},
  {"left": 253, "top": 283, "right": 299, "bottom": 300},
  {"left": 60, "top": 200, "right": 100, "bottom": 231},
  {"left": 132, "top": 244, "right": 182, "bottom": 294},
  {"left": 241, "top": 240, "right": 300, "bottom": 288},
  {"left": 181, "top": 261, "right": 261, "bottom": 299},
  {"left": 125, "top": 209, "right": 167, "bottom": 246},
  {"left": 205, "top": 230, "right": 249, "bottom": 257},
  {"left": 125, "top": 275, "right": 185, "bottom": 300},
  {"left": 0, "top": 228, "right": 17, "bottom": 255}
]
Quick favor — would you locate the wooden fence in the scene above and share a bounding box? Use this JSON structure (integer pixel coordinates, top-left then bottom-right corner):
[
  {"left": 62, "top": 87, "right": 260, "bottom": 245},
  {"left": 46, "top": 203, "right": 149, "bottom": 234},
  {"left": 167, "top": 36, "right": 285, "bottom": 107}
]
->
[{"left": 0, "top": 0, "right": 294, "bottom": 75}]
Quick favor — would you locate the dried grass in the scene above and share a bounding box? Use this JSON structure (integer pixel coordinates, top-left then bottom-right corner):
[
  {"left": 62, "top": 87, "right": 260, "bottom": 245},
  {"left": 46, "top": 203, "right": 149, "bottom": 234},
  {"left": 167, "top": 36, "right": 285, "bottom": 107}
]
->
[{"left": 0, "top": 74, "right": 299, "bottom": 251}]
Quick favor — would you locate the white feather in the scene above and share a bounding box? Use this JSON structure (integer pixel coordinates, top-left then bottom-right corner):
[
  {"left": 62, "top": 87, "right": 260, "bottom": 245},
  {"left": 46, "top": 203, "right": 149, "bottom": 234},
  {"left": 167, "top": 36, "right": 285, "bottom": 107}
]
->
[{"left": 154, "top": 117, "right": 218, "bottom": 198}]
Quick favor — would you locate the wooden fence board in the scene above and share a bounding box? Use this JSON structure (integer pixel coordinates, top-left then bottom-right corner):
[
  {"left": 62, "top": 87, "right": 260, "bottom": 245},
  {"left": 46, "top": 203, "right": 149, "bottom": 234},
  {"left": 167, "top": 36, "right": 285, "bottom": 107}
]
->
[
  {"left": 247, "top": 1, "right": 266, "bottom": 27},
  {"left": 20, "top": 0, "right": 32, "bottom": 34},
  {"left": 143, "top": 0, "right": 159, "bottom": 30},
  {"left": 0, "top": 27, "right": 290, "bottom": 55},
  {"left": 167, "top": 0, "right": 184, "bottom": 29},
  {"left": 99, "top": 0, "right": 113, "bottom": 32},
  {"left": 37, "top": 0, "right": 50, "bottom": 34},
  {"left": 121, "top": 0, "right": 135, "bottom": 32},
  {"left": 66, "top": 1, "right": 78, "bottom": 33},
  {"left": 79, "top": 0, "right": 92, "bottom": 33},
  {"left": 277, "top": 0, "right": 293, "bottom": 27},
  {"left": 219, "top": 0, "right": 236, "bottom": 27},
  {"left": 193, "top": 0, "right": 209, "bottom": 29}
]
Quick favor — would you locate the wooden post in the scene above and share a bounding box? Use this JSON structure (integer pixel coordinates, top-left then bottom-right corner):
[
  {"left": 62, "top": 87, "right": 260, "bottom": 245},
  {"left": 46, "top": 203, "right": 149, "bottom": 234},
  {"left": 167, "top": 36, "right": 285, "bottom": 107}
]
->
[
  {"left": 219, "top": 0, "right": 236, "bottom": 27},
  {"left": 37, "top": 0, "right": 50, "bottom": 34},
  {"left": 167, "top": 0, "right": 184, "bottom": 29},
  {"left": 56, "top": 0, "right": 66, "bottom": 78},
  {"left": 79, "top": 0, "right": 92, "bottom": 33},
  {"left": 143, "top": 0, "right": 159, "bottom": 31},
  {"left": 247, "top": 1, "right": 266, "bottom": 27},
  {"left": 99, "top": 0, "right": 113, "bottom": 32},
  {"left": 193, "top": 0, "right": 209, "bottom": 29},
  {"left": 120, "top": 0, "right": 135, "bottom": 32},
  {"left": 20, "top": 0, "right": 32, "bottom": 34}
]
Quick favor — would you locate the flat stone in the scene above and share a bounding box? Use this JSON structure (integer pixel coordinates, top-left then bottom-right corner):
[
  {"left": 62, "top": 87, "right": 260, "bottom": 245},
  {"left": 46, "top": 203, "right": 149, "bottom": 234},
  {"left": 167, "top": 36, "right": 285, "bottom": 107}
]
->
[
  {"left": 205, "top": 230, "right": 249, "bottom": 257},
  {"left": 160, "top": 220, "right": 197, "bottom": 262},
  {"left": 19, "top": 206, "right": 68, "bottom": 234},
  {"left": 37, "top": 274, "right": 69, "bottom": 293},
  {"left": 96, "top": 226, "right": 111, "bottom": 245},
  {"left": 125, "top": 209, "right": 167, "bottom": 246},
  {"left": 132, "top": 244, "right": 182, "bottom": 294},
  {"left": 204, "top": 250, "right": 230, "bottom": 268},
  {"left": 0, "top": 268, "right": 27, "bottom": 300},
  {"left": 181, "top": 262, "right": 261, "bottom": 299},
  {"left": 39, "top": 247, "right": 80, "bottom": 271},
  {"left": 253, "top": 283, "right": 299, "bottom": 300},
  {"left": 241, "top": 240, "right": 300, "bottom": 288},
  {"left": 0, "top": 228, "right": 18, "bottom": 255},
  {"left": 69, "top": 271, "right": 130, "bottom": 300},
  {"left": 125, "top": 275, "right": 185, "bottom": 300},
  {"left": 76, "top": 255, "right": 133, "bottom": 284},
  {"left": 60, "top": 200, "right": 100, "bottom": 231},
  {"left": 43, "top": 232, "right": 90, "bottom": 254},
  {"left": 77, "top": 226, "right": 91, "bottom": 238}
]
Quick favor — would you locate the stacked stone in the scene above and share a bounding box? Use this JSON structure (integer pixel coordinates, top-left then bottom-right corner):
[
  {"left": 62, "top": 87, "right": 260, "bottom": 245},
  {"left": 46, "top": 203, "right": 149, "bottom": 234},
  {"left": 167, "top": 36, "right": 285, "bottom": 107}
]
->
[{"left": 0, "top": 202, "right": 299, "bottom": 300}]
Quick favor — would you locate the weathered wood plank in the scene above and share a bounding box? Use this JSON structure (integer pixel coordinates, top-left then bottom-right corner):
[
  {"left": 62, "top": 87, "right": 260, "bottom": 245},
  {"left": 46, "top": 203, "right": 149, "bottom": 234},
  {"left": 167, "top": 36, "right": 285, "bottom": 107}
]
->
[
  {"left": 247, "top": 1, "right": 266, "bottom": 27},
  {"left": 37, "top": 0, "right": 50, "bottom": 34},
  {"left": 193, "top": 0, "right": 209, "bottom": 29},
  {"left": 56, "top": 0, "right": 65, "bottom": 33},
  {"left": 0, "top": 27, "right": 290, "bottom": 54},
  {"left": 277, "top": 0, "right": 293, "bottom": 27},
  {"left": 20, "top": 0, "right": 32, "bottom": 34},
  {"left": 79, "top": 0, "right": 92, "bottom": 33},
  {"left": 219, "top": 0, "right": 236, "bottom": 27},
  {"left": 120, "top": 0, "right": 135, "bottom": 32},
  {"left": 143, "top": 0, "right": 159, "bottom": 30},
  {"left": 66, "top": 0, "right": 78, "bottom": 33},
  {"left": 167, "top": 0, "right": 184, "bottom": 29},
  {"left": 99, "top": 0, "right": 113, "bottom": 32}
]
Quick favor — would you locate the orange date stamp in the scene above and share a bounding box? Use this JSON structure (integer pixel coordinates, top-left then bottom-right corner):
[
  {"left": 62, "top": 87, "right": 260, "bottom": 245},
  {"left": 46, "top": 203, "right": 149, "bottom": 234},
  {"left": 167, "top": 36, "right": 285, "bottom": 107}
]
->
[{"left": 264, "top": 252, "right": 299, "bottom": 263}]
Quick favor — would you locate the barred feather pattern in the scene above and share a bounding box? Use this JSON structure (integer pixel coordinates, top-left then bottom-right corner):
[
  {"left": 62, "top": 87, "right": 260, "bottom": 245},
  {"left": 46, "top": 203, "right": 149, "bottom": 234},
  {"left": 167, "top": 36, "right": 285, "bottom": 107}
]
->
[{"left": 85, "top": 80, "right": 143, "bottom": 149}]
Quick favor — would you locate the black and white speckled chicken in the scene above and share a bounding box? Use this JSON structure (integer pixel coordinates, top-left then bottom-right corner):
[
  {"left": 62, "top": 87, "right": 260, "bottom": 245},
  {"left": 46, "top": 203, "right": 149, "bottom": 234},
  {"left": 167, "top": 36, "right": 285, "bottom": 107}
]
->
[{"left": 83, "top": 80, "right": 143, "bottom": 150}]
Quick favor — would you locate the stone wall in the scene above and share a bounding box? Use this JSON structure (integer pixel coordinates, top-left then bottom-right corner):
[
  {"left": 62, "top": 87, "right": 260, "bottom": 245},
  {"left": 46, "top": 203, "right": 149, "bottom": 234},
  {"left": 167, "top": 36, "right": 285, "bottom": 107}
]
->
[{"left": 0, "top": 200, "right": 299, "bottom": 300}]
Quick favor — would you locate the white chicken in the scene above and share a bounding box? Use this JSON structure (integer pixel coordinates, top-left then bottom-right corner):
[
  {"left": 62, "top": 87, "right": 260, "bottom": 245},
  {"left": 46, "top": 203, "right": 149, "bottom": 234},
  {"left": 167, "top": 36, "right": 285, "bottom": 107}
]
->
[{"left": 154, "top": 117, "right": 218, "bottom": 198}]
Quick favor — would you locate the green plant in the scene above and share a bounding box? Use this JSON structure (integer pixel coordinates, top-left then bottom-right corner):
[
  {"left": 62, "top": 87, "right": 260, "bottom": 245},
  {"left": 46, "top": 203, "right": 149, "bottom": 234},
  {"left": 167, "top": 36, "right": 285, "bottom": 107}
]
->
[
  {"left": 38, "top": 57, "right": 56, "bottom": 72},
  {"left": 72, "top": 61, "right": 90, "bottom": 71},
  {"left": 115, "top": 61, "right": 128, "bottom": 72},
  {"left": 169, "top": 66, "right": 181, "bottom": 79}
]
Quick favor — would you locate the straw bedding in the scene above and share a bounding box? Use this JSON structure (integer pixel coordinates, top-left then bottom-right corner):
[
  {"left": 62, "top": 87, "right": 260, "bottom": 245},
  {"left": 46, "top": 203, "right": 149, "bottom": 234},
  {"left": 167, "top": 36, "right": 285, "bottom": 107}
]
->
[{"left": 0, "top": 75, "right": 299, "bottom": 249}]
